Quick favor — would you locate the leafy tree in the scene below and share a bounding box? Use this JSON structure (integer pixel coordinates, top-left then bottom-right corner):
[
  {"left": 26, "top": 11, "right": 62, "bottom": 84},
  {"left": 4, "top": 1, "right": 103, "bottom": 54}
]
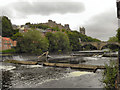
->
[
  {"left": 82, "top": 44, "right": 97, "bottom": 50},
  {"left": 29, "top": 24, "right": 50, "bottom": 30},
  {"left": 67, "top": 31, "right": 81, "bottom": 51},
  {"left": 46, "top": 32, "right": 70, "bottom": 52},
  {"left": 108, "top": 36, "right": 118, "bottom": 42},
  {"left": 66, "top": 31, "right": 100, "bottom": 51},
  {"left": 45, "top": 32, "right": 57, "bottom": 52},
  {"left": 16, "top": 30, "right": 49, "bottom": 54},
  {"left": 25, "top": 22, "right": 31, "bottom": 25},
  {"left": 51, "top": 26, "right": 60, "bottom": 31},
  {"left": 102, "top": 61, "right": 118, "bottom": 89},
  {"left": 102, "top": 44, "right": 119, "bottom": 51},
  {"left": 11, "top": 32, "right": 23, "bottom": 41},
  {"left": 2, "top": 16, "right": 16, "bottom": 37}
]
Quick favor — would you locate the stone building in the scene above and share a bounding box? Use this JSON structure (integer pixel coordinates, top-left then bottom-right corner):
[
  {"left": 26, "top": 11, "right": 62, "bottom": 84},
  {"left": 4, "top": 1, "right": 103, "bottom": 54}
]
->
[
  {"left": 42, "top": 20, "right": 71, "bottom": 31},
  {"left": 80, "top": 27, "right": 85, "bottom": 35}
]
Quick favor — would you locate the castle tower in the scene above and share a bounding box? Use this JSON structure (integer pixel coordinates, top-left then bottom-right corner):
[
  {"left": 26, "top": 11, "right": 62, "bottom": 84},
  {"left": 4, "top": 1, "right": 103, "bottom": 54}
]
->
[
  {"left": 80, "top": 27, "right": 85, "bottom": 35},
  {"left": 64, "top": 24, "right": 70, "bottom": 30}
]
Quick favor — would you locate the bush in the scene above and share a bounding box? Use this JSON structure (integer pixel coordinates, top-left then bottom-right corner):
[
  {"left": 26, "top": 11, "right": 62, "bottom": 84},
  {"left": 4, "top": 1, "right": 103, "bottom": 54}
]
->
[
  {"left": 16, "top": 30, "right": 49, "bottom": 54},
  {"left": 102, "top": 61, "right": 118, "bottom": 89},
  {"left": 2, "top": 48, "right": 16, "bottom": 54},
  {"left": 46, "top": 32, "right": 71, "bottom": 52}
]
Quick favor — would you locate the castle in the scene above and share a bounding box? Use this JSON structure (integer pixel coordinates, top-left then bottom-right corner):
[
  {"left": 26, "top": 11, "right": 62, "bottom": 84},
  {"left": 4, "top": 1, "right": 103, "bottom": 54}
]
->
[
  {"left": 13, "top": 20, "right": 86, "bottom": 35},
  {"left": 80, "top": 27, "right": 85, "bottom": 35},
  {"left": 42, "top": 20, "right": 71, "bottom": 31}
]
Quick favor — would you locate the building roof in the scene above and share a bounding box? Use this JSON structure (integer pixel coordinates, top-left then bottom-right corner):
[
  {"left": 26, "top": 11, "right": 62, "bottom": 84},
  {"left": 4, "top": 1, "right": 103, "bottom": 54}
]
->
[{"left": 2, "top": 37, "right": 11, "bottom": 41}]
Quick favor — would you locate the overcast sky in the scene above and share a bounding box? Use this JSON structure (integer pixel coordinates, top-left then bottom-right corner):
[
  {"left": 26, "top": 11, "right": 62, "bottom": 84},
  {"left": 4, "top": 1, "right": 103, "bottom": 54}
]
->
[{"left": 0, "top": 0, "right": 119, "bottom": 41}]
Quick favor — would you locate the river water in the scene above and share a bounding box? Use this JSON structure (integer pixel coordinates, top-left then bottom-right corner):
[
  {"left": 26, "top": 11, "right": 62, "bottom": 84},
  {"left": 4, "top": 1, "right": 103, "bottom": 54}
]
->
[{"left": 0, "top": 52, "right": 118, "bottom": 88}]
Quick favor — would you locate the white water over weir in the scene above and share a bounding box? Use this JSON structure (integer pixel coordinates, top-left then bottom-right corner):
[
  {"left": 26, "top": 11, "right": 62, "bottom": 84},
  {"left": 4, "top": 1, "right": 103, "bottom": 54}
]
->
[
  {"left": 3, "top": 55, "right": 38, "bottom": 61},
  {"left": 12, "top": 56, "right": 25, "bottom": 61}
]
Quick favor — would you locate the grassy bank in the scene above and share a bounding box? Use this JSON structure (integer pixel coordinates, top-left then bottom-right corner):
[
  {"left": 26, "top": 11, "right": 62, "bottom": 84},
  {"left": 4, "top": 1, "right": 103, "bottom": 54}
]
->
[{"left": 1, "top": 48, "right": 16, "bottom": 54}]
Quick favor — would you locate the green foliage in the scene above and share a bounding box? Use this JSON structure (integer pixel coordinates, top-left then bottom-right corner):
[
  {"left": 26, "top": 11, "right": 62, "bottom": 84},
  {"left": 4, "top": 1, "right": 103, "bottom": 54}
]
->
[
  {"left": 2, "top": 48, "right": 16, "bottom": 53},
  {"left": 11, "top": 32, "right": 23, "bottom": 40},
  {"left": 51, "top": 26, "right": 60, "bottom": 31},
  {"left": 66, "top": 31, "right": 100, "bottom": 51},
  {"left": 16, "top": 30, "right": 49, "bottom": 54},
  {"left": 67, "top": 31, "right": 81, "bottom": 51},
  {"left": 29, "top": 24, "right": 50, "bottom": 30},
  {"left": 62, "top": 29, "right": 65, "bottom": 32},
  {"left": 108, "top": 36, "right": 118, "bottom": 42},
  {"left": 82, "top": 44, "right": 97, "bottom": 50},
  {"left": 2, "top": 16, "right": 17, "bottom": 37},
  {"left": 102, "top": 61, "right": 118, "bottom": 89},
  {"left": 46, "top": 32, "right": 70, "bottom": 52},
  {"left": 102, "top": 44, "right": 119, "bottom": 51},
  {"left": 25, "top": 22, "right": 31, "bottom": 25},
  {"left": 117, "top": 28, "right": 120, "bottom": 43}
]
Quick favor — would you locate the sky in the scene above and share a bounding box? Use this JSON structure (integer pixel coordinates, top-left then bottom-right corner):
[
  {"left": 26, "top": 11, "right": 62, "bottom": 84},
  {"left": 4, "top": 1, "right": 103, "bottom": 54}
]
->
[{"left": 0, "top": 0, "right": 119, "bottom": 41}]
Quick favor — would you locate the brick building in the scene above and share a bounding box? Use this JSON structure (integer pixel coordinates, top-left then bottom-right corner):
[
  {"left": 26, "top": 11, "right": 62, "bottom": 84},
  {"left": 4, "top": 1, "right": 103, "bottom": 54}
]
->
[{"left": 0, "top": 36, "right": 17, "bottom": 51}]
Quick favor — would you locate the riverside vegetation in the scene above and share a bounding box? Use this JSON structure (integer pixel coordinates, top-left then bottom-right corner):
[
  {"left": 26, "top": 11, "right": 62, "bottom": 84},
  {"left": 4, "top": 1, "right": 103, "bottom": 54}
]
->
[
  {"left": 2, "top": 16, "right": 119, "bottom": 54},
  {"left": 1, "top": 16, "right": 120, "bottom": 89},
  {"left": 2, "top": 16, "right": 102, "bottom": 54},
  {"left": 102, "top": 28, "right": 120, "bottom": 89}
]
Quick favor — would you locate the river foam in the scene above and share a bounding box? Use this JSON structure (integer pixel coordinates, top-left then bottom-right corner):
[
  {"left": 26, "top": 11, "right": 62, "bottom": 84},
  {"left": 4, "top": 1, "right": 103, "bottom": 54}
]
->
[
  {"left": 0, "top": 65, "right": 16, "bottom": 71},
  {"left": 68, "top": 71, "right": 93, "bottom": 77},
  {"left": 21, "top": 65, "right": 43, "bottom": 68}
]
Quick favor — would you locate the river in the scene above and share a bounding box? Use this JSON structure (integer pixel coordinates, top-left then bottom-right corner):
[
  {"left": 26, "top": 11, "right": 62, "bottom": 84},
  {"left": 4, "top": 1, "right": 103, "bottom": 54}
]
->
[{"left": 0, "top": 51, "right": 118, "bottom": 89}]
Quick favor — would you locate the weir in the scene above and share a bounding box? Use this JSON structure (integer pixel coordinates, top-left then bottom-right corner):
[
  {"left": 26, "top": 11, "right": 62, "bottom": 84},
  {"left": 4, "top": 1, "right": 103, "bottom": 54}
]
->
[{"left": 43, "top": 62, "right": 105, "bottom": 73}]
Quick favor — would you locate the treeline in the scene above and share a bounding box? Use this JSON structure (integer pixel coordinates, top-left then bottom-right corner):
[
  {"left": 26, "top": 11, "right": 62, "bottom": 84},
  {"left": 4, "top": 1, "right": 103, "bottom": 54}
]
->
[
  {"left": 2, "top": 16, "right": 18, "bottom": 37},
  {"left": 14, "top": 30, "right": 101, "bottom": 54},
  {"left": 106, "top": 28, "right": 120, "bottom": 51},
  {"left": 2, "top": 16, "right": 101, "bottom": 54}
]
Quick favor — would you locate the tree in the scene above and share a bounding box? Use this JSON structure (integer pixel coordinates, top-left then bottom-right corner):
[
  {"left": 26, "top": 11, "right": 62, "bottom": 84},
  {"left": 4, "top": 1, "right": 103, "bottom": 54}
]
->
[
  {"left": 45, "top": 32, "right": 57, "bottom": 52},
  {"left": 2, "top": 16, "right": 15, "bottom": 37},
  {"left": 16, "top": 30, "right": 49, "bottom": 54},
  {"left": 102, "top": 61, "right": 118, "bottom": 88},
  {"left": 67, "top": 31, "right": 81, "bottom": 51},
  {"left": 25, "top": 22, "right": 31, "bottom": 25},
  {"left": 46, "top": 32, "right": 70, "bottom": 52},
  {"left": 66, "top": 31, "right": 100, "bottom": 51},
  {"left": 108, "top": 36, "right": 118, "bottom": 42},
  {"left": 11, "top": 32, "right": 23, "bottom": 41}
]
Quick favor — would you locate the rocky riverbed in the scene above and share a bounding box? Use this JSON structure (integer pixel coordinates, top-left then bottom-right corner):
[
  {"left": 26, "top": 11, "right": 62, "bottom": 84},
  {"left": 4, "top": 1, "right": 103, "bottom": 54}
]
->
[
  {"left": 1, "top": 54, "right": 117, "bottom": 89},
  {"left": 1, "top": 62, "right": 104, "bottom": 88}
]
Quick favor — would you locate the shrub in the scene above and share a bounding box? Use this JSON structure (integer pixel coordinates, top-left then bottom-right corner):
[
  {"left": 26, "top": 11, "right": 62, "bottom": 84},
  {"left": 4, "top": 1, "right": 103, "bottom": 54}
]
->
[{"left": 102, "top": 61, "right": 118, "bottom": 89}]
